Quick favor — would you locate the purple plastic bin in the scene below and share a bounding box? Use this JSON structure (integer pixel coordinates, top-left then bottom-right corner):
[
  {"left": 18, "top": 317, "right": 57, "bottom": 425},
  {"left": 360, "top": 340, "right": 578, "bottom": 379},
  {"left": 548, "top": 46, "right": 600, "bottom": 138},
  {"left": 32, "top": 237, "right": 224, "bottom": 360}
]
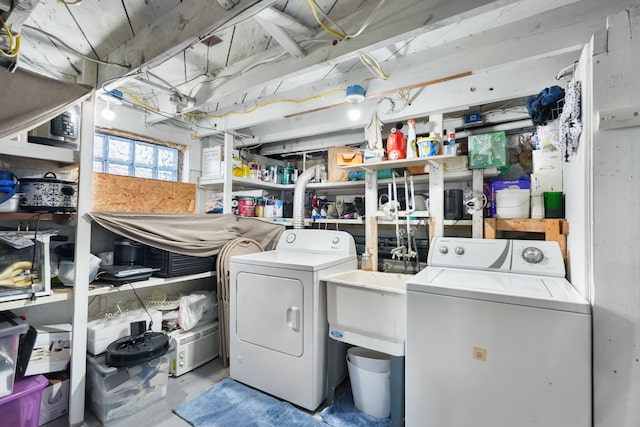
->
[{"left": 0, "top": 375, "right": 48, "bottom": 427}]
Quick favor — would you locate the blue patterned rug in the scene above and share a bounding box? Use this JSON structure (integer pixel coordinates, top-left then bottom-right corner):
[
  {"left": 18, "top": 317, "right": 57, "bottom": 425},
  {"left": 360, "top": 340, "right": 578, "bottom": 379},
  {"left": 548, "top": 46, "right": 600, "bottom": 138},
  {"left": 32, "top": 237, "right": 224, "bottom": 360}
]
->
[
  {"left": 173, "top": 377, "right": 391, "bottom": 427},
  {"left": 173, "top": 378, "right": 324, "bottom": 427},
  {"left": 320, "top": 389, "right": 392, "bottom": 427}
]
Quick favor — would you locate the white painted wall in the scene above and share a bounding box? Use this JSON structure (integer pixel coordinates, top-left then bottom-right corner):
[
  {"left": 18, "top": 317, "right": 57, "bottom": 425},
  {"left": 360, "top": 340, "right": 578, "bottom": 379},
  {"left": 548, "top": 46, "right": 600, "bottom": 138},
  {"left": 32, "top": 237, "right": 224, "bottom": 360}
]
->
[{"left": 563, "top": 6, "right": 640, "bottom": 426}]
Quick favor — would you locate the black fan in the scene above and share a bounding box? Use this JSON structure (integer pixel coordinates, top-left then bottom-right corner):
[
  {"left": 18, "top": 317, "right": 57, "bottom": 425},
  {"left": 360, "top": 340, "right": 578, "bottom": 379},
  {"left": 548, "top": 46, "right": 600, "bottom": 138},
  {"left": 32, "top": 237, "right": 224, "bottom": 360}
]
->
[{"left": 105, "top": 332, "right": 169, "bottom": 368}]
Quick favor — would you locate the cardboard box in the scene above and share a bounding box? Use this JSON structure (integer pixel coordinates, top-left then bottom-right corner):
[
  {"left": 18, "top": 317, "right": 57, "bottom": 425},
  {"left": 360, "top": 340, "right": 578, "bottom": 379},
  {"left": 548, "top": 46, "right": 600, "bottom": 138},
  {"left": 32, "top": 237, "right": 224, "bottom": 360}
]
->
[
  {"left": 532, "top": 150, "right": 563, "bottom": 172},
  {"left": 467, "top": 131, "right": 508, "bottom": 169},
  {"left": 336, "top": 151, "right": 363, "bottom": 166},
  {"left": 25, "top": 324, "right": 72, "bottom": 376},
  {"left": 327, "top": 146, "right": 354, "bottom": 182},
  {"left": 38, "top": 374, "right": 69, "bottom": 426}
]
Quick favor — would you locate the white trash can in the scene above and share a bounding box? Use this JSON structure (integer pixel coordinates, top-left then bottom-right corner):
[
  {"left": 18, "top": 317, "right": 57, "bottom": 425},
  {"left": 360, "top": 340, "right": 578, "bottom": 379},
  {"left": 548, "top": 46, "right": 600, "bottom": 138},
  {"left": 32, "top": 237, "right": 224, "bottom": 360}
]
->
[{"left": 347, "top": 347, "right": 391, "bottom": 418}]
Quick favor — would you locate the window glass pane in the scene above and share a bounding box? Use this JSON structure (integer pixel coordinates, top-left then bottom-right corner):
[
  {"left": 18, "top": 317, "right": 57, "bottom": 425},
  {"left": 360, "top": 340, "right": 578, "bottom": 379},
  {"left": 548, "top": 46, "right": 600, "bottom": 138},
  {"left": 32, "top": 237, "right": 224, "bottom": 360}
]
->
[
  {"left": 157, "top": 147, "right": 177, "bottom": 169},
  {"left": 108, "top": 138, "right": 132, "bottom": 162},
  {"left": 107, "top": 163, "right": 130, "bottom": 176},
  {"left": 134, "top": 167, "right": 154, "bottom": 179},
  {"left": 135, "top": 143, "right": 155, "bottom": 166},
  {"left": 93, "top": 136, "right": 104, "bottom": 158},
  {"left": 157, "top": 170, "right": 176, "bottom": 181},
  {"left": 93, "top": 161, "right": 104, "bottom": 172}
]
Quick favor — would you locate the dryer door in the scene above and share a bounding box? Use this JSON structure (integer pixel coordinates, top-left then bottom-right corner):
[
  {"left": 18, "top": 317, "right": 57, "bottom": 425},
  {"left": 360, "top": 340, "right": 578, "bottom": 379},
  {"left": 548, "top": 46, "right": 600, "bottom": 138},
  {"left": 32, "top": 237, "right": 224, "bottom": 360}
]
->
[{"left": 236, "top": 271, "right": 303, "bottom": 357}]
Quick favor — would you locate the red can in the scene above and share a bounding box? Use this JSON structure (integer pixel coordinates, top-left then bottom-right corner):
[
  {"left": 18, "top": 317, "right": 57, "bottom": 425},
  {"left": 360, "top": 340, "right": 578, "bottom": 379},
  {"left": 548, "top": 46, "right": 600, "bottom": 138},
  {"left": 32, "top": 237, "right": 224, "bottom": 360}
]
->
[
  {"left": 386, "top": 128, "right": 406, "bottom": 160},
  {"left": 237, "top": 197, "right": 255, "bottom": 217}
]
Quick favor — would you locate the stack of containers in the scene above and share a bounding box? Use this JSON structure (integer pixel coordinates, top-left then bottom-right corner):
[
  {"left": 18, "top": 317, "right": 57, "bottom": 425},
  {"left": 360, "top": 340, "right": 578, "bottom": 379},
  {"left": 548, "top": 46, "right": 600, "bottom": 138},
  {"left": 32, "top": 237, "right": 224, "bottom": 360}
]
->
[
  {"left": 530, "top": 149, "right": 563, "bottom": 218},
  {"left": 0, "top": 315, "right": 51, "bottom": 427}
]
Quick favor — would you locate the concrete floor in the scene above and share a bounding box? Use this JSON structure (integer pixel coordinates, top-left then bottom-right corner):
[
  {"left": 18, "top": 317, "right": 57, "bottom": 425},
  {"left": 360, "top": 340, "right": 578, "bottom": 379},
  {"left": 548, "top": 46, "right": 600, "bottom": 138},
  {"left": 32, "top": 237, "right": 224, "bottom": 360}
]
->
[{"left": 43, "top": 357, "right": 230, "bottom": 427}]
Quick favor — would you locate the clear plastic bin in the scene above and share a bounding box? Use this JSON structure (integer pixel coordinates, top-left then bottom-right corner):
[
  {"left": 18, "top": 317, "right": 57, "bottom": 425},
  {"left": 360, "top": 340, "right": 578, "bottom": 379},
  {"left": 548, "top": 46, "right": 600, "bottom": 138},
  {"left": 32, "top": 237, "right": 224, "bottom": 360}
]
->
[
  {"left": 86, "top": 351, "right": 170, "bottom": 426},
  {"left": 0, "top": 315, "right": 28, "bottom": 398}
]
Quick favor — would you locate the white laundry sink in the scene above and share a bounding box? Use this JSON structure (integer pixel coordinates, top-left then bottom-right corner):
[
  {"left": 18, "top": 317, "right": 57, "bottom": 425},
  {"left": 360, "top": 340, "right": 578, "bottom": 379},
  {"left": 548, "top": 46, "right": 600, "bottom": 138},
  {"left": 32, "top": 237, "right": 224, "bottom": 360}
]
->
[{"left": 322, "top": 270, "right": 414, "bottom": 356}]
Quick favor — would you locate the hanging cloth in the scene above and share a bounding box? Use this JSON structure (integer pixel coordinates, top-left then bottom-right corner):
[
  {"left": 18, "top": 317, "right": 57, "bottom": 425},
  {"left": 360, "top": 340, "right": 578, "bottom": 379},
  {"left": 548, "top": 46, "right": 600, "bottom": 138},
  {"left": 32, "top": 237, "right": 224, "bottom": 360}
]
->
[
  {"left": 365, "top": 111, "right": 384, "bottom": 149},
  {"left": 559, "top": 80, "right": 583, "bottom": 161}
]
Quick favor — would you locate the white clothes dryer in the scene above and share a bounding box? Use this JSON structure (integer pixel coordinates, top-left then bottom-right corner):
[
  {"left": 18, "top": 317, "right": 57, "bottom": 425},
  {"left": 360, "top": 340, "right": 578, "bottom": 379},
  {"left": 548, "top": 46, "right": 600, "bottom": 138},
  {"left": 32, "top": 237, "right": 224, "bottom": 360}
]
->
[
  {"left": 405, "top": 237, "right": 591, "bottom": 427},
  {"left": 229, "top": 229, "right": 356, "bottom": 411}
]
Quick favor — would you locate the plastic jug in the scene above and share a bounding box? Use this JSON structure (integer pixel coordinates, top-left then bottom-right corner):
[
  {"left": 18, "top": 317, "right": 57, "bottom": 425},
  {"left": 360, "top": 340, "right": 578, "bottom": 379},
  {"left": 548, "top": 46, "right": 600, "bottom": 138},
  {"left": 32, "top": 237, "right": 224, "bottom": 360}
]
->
[
  {"left": 406, "top": 120, "right": 417, "bottom": 159},
  {"left": 386, "top": 128, "right": 406, "bottom": 160}
]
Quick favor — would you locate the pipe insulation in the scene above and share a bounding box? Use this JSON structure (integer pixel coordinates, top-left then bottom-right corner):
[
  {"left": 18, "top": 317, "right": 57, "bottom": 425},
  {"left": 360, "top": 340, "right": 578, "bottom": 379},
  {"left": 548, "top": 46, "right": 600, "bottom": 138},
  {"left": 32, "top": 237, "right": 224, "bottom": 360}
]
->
[{"left": 292, "top": 164, "right": 319, "bottom": 229}]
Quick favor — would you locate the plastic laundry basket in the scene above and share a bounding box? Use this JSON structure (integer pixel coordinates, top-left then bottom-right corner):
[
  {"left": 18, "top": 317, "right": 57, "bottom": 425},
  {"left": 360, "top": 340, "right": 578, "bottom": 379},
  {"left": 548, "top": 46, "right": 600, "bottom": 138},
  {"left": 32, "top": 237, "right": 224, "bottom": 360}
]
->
[{"left": 347, "top": 347, "right": 391, "bottom": 419}]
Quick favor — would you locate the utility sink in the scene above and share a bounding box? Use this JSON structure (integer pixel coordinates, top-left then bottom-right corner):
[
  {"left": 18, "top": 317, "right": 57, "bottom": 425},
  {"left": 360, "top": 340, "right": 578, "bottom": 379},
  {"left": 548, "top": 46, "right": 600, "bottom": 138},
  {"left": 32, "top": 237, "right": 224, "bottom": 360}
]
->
[{"left": 322, "top": 270, "right": 414, "bottom": 356}]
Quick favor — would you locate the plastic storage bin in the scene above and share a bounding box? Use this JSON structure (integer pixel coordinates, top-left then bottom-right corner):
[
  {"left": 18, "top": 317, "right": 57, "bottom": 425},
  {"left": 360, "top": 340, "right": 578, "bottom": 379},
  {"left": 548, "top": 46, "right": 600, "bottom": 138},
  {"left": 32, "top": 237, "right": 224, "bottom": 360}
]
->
[
  {"left": 0, "top": 374, "right": 48, "bottom": 427},
  {"left": 0, "top": 315, "right": 28, "bottom": 398},
  {"left": 86, "top": 351, "right": 170, "bottom": 426}
]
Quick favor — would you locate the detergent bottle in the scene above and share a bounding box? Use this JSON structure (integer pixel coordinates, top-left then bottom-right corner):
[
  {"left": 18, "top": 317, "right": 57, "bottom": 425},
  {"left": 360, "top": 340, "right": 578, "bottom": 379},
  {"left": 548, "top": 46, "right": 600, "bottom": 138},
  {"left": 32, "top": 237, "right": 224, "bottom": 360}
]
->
[
  {"left": 406, "top": 119, "right": 417, "bottom": 159},
  {"left": 386, "top": 128, "right": 406, "bottom": 160}
]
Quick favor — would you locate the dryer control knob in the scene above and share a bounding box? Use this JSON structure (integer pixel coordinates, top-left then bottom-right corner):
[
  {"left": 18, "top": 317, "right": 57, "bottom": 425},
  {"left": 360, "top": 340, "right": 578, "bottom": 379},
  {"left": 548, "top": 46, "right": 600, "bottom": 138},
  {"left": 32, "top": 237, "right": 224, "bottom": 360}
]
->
[
  {"left": 286, "top": 233, "right": 296, "bottom": 244},
  {"left": 522, "top": 247, "right": 544, "bottom": 264},
  {"left": 439, "top": 246, "right": 448, "bottom": 254},
  {"left": 455, "top": 246, "right": 465, "bottom": 255},
  {"left": 332, "top": 237, "right": 340, "bottom": 244}
]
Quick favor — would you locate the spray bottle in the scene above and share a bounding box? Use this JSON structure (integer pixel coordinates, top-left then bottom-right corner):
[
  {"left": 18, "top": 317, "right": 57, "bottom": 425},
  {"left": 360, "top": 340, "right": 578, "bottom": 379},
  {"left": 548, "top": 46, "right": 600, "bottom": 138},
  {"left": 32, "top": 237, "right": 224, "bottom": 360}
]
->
[{"left": 406, "top": 119, "right": 417, "bottom": 159}]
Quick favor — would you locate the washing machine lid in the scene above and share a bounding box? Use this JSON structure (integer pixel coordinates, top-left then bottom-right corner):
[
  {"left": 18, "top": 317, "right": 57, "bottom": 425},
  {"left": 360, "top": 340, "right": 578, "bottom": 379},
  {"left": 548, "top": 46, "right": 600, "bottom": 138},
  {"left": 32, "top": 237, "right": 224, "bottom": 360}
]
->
[
  {"left": 406, "top": 267, "right": 590, "bottom": 314},
  {"left": 231, "top": 249, "right": 356, "bottom": 271}
]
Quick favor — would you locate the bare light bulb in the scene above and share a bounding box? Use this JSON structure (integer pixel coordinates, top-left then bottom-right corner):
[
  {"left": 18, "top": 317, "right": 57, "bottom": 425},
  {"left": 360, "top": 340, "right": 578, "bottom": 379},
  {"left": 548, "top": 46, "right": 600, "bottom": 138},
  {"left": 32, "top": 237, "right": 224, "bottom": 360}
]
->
[
  {"left": 101, "top": 103, "right": 116, "bottom": 121},
  {"left": 348, "top": 107, "right": 361, "bottom": 121}
]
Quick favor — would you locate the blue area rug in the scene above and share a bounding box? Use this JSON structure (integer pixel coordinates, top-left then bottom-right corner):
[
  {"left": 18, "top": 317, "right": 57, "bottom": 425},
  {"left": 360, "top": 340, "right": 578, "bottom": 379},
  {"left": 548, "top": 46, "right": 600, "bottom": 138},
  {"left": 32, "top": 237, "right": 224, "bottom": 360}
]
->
[
  {"left": 320, "top": 389, "right": 392, "bottom": 427},
  {"left": 173, "top": 378, "right": 325, "bottom": 427}
]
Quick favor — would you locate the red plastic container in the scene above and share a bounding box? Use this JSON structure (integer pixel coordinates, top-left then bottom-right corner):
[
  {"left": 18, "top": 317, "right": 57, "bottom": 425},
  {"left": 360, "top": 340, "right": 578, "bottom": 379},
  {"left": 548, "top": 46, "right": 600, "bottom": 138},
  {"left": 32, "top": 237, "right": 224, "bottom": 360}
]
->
[
  {"left": 386, "top": 128, "right": 406, "bottom": 160},
  {"left": 0, "top": 375, "right": 48, "bottom": 427}
]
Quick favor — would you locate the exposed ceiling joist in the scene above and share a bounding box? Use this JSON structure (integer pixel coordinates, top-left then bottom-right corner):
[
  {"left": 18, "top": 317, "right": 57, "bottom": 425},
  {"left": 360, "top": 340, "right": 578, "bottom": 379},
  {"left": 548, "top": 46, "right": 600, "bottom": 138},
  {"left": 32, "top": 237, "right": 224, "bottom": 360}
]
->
[
  {"left": 254, "top": 8, "right": 306, "bottom": 58},
  {"left": 190, "top": 0, "right": 581, "bottom": 114},
  {"left": 98, "top": 0, "right": 277, "bottom": 89}
]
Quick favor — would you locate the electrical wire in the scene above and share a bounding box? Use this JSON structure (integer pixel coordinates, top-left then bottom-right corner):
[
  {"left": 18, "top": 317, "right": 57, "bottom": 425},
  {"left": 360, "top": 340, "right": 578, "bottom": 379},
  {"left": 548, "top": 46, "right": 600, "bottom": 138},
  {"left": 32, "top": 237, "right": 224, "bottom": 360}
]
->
[
  {"left": 359, "top": 53, "right": 388, "bottom": 79},
  {"left": 345, "top": 0, "right": 387, "bottom": 39},
  {"left": 118, "top": 88, "right": 160, "bottom": 112},
  {"left": 307, "top": 0, "right": 346, "bottom": 39},
  {"left": 23, "top": 25, "right": 130, "bottom": 68},
  {"left": 129, "top": 283, "right": 154, "bottom": 331},
  {"left": 181, "top": 88, "right": 344, "bottom": 119},
  {"left": 0, "top": 15, "right": 20, "bottom": 58}
]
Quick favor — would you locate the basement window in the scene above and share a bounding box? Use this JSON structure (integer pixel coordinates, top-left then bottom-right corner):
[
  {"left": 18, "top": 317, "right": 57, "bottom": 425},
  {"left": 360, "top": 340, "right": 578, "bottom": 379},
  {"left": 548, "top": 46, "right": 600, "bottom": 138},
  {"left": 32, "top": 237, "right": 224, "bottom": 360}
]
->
[{"left": 93, "top": 132, "right": 179, "bottom": 181}]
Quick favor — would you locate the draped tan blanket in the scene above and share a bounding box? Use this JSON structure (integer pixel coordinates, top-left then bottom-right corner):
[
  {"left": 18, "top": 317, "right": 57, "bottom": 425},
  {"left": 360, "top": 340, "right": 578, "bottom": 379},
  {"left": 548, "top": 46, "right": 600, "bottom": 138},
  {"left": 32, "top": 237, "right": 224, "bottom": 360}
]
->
[{"left": 88, "top": 212, "right": 285, "bottom": 256}]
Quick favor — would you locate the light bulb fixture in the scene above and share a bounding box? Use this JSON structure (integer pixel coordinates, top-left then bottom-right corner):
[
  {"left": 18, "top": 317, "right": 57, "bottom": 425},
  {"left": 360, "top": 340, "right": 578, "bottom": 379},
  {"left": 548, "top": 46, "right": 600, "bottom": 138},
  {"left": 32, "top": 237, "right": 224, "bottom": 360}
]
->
[
  {"left": 348, "top": 107, "right": 362, "bottom": 121},
  {"left": 345, "top": 84, "right": 365, "bottom": 104},
  {"left": 98, "top": 89, "right": 124, "bottom": 105},
  {"left": 101, "top": 102, "right": 116, "bottom": 121}
]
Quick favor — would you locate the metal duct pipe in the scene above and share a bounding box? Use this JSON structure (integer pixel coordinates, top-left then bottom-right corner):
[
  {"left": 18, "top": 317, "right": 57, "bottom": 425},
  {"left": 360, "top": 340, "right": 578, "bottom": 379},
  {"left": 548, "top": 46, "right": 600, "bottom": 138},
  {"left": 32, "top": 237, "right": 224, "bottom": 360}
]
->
[{"left": 292, "top": 164, "right": 319, "bottom": 229}]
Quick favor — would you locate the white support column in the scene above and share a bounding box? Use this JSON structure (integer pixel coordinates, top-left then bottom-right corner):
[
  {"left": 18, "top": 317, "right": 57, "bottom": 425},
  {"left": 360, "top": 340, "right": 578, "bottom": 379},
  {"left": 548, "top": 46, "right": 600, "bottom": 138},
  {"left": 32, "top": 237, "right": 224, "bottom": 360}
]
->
[
  {"left": 223, "top": 132, "right": 234, "bottom": 214},
  {"left": 364, "top": 169, "right": 378, "bottom": 270},
  {"left": 471, "top": 169, "right": 484, "bottom": 238},
  {"left": 429, "top": 164, "right": 444, "bottom": 239},
  {"left": 68, "top": 94, "right": 95, "bottom": 427}
]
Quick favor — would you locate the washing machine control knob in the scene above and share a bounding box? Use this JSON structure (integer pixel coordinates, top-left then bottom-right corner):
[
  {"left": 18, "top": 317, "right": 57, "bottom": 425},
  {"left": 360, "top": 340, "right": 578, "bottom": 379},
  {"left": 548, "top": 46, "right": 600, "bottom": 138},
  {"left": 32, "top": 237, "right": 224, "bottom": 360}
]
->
[
  {"left": 522, "top": 247, "right": 544, "bottom": 263},
  {"left": 439, "top": 246, "right": 448, "bottom": 254},
  {"left": 286, "top": 233, "right": 296, "bottom": 244},
  {"left": 455, "top": 246, "right": 465, "bottom": 255},
  {"left": 332, "top": 237, "right": 340, "bottom": 244}
]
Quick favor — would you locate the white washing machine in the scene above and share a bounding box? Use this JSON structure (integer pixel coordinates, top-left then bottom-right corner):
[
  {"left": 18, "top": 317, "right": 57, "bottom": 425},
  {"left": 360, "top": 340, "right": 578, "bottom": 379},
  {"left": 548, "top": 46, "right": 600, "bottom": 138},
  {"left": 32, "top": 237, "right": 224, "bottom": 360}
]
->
[
  {"left": 229, "top": 229, "right": 356, "bottom": 411},
  {"left": 406, "top": 237, "right": 591, "bottom": 427}
]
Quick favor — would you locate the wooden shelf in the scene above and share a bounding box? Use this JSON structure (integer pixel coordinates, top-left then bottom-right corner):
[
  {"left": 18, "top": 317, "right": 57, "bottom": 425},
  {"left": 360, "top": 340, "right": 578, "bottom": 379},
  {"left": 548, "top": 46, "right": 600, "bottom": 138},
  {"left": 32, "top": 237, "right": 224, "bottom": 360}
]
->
[
  {"left": 0, "top": 271, "right": 216, "bottom": 310},
  {"left": 339, "top": 154, "right": 457, "bottom": 171},
  {"left": 88, "top": 271, "right": 215, "bottom": 296},
  {"left": 484, "top": 218, "right": 569, "bottom": 259},
  {"left": 0, "top": 212, "right": 76, "bottom": 223},
  {"left": 0, "top": 138, "right": 77, "bottom": 164},
  {"left": 0, "top": 287, "right": 74, "bottom": 311}
]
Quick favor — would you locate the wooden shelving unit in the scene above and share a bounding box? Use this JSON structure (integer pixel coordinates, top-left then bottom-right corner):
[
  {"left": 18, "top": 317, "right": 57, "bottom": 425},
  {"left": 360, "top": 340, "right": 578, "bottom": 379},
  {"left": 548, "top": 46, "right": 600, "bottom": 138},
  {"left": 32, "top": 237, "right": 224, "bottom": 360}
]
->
[{"left": 484, "top": 218, "right": 570, "bottom": 260}]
